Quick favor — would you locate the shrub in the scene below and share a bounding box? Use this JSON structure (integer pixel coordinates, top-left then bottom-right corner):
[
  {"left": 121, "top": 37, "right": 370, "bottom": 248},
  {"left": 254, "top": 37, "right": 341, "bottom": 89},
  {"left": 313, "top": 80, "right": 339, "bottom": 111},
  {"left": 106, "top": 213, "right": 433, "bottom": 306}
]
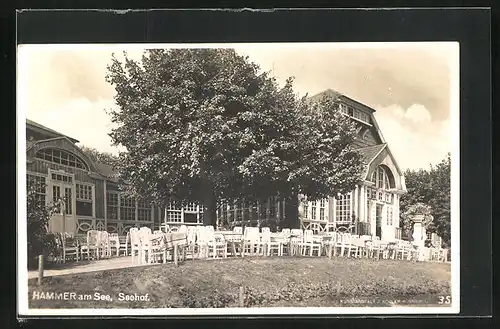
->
[{"left": 27, "top": 183, "right": 59, "bottom": 268}]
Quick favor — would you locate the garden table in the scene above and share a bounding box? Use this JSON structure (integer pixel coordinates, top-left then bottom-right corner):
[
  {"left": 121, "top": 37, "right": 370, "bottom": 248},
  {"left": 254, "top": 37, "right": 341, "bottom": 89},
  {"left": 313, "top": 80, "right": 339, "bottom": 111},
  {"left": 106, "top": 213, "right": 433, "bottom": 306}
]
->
[{"left": 218, "top": 232, "right": 243, "bottom": 257}]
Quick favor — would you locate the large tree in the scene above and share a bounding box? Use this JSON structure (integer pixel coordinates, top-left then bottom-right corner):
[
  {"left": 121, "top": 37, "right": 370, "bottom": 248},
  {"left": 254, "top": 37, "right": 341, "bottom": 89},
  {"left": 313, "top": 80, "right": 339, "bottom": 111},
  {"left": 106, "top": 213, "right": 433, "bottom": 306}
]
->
[
  {"left": 400, "top": 153, "right": 451, "bottom": 247},
  {"left": 79, "top": 145, "right": 119, "bottom": 167},
  {"left": 105, "top": 49, "right": 363, "bottom": 226}
]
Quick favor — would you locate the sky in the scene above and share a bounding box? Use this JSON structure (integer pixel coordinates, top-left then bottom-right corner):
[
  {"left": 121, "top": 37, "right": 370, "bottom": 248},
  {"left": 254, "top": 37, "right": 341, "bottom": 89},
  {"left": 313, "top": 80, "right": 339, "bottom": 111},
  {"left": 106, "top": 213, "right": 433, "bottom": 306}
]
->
[{"left": 18, "top": 42, "right": 458, "bottom": 171}]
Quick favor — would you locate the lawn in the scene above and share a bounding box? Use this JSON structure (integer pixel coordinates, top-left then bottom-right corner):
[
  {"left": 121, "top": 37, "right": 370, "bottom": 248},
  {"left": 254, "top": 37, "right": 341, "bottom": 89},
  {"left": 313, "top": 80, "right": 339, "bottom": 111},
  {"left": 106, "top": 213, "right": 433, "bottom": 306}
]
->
[{"left": 28, "top": 257, "right": 452, "bottom": 308}]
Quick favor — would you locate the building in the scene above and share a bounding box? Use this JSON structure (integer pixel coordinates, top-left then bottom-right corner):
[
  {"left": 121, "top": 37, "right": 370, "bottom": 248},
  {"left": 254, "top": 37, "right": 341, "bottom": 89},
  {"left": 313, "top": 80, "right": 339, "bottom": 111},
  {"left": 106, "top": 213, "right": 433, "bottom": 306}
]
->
[
  {"left": 25, "top": 89, "right": 406, "bottom": 240},
  {"left": 297, "top": 90, "right": 407, "bottom": 240},
  {"left": 25, "top": 119, "right": 204, "bottom": 236}
]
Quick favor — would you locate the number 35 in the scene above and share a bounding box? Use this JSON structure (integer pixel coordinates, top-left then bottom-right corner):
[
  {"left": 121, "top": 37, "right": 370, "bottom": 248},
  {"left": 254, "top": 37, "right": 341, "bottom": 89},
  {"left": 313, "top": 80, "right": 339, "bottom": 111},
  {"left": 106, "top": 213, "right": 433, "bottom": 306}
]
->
[{"left": 438, "top": 296, "right": 451, "bottom": 304}]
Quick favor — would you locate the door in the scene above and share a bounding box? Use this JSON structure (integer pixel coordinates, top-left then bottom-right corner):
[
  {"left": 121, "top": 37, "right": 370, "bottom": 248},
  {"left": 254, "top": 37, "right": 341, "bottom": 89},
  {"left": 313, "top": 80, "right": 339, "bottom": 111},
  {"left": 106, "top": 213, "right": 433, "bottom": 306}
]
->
[
  {"left": 50, "top": 182, "right": 76, "bottom": 233},
  {"left": 375, "top": 204, "right": 383, "bottom": 239}
]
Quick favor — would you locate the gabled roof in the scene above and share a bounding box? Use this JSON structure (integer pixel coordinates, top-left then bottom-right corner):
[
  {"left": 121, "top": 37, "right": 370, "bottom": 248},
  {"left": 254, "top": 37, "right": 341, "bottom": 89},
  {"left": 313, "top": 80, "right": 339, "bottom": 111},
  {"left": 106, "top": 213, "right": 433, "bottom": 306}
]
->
[
  {"left": 308, "top": 89, "right": 376, "bottom": 113},
  {"left": 356, "top": 144, "right": 387, "bottom": 165},
  {"left": 26, "top": 119, "right": 79, "bottom": 144}
]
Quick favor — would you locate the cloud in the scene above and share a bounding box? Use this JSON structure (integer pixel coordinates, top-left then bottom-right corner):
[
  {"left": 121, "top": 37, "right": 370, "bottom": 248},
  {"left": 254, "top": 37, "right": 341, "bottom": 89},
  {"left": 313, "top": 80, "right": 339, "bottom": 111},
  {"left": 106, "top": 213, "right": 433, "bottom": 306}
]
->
[
  {"left": 19, "top": 43, "right": 455, "bottom": 170},
  {"left": 375, "top": 104, "right": 450, "bottom": 170},
  {"left": 405, "top": 104, "right": 432, "bottom": 122}
]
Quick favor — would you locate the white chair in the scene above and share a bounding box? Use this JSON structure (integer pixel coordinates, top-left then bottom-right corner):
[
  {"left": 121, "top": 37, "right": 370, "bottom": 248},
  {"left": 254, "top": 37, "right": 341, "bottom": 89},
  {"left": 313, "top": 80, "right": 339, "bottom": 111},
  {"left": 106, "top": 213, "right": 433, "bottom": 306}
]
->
[
  {"left": 195, "top": 226, "right": 209, "bottom": 258},
  {"left": 55, "top": 233, "right": 80, "bottom": 263},
  {"left": 98, "top": 231, "right": 112, "bottom": 258},
  {"left": 80, "top": 230, "right": 100, "bottom": 260},
  {"left": 129, "top": 228, "right": 142, "bottom": 263},
  {"left": 179, "top": 225, "right": 188, "bottom": 234},
  {"left": 186, "top": 226, "right": 198, "bottom": 257},
  {"left": 242, "top": 227, "right": 260, "bottom": 257},
  {"left": 233, "top": 226, "right": 243, "bottom": 234},
  {"left": 298, "top": 230, "right": 322, "bottom": 256},
  {"left": 289, "top": 229, "right": 303, "bottom": 256},
  {"left": 206, "top": 230, "right": 228, "bottom": 259},
  {"left": 118, "top": 232, "right": 130, "bottom": 256},
  {"left": 147, "top": 231, "right": 168, "bottom": 264},
  {"left": 261, "top": 229, "right": 282, "bottom": 256}
]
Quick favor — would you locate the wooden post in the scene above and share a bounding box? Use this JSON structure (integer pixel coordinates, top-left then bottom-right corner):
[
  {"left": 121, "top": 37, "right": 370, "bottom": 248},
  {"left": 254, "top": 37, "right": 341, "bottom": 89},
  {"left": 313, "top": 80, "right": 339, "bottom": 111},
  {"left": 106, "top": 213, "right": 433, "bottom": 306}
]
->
[
  {"left": 37, "top": 255, "right": 44, "bottom": 285},
  {"left": 239, "top": 286, "right": 245, "bottom": 307},
  {"left": 336, "top": 281, "right": 341, "bottom": 297},
  {"left": 174, "top": 244, "right": 178, "bottom": 266}
]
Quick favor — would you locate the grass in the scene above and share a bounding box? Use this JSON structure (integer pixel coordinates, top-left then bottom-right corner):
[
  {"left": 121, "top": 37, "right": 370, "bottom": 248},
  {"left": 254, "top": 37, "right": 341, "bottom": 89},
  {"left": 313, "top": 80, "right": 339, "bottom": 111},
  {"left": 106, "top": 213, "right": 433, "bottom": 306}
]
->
[{"left": 28, "top": 257, "right": 452, "bottom": 308}]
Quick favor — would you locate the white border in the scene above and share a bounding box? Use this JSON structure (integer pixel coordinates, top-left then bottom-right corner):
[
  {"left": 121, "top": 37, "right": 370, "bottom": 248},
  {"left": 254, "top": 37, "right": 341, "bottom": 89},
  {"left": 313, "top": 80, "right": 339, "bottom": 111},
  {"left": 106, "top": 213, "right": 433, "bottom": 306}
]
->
[{"left": 17, "top": 42, "right": 460, "bottom": 316}]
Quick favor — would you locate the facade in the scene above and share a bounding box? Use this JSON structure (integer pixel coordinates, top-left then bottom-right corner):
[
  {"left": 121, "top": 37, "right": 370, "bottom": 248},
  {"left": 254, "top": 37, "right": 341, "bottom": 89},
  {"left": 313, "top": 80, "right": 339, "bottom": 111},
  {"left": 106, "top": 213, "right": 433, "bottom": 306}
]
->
[
  {"left": 26, "top": 89, "right": 406, "bottom": 240},
  {"left": 25, "top": 119, "right": 204, "bottom": 236},
  {"left": 297, "top": 90, "right": 407, "bottom": 240}
]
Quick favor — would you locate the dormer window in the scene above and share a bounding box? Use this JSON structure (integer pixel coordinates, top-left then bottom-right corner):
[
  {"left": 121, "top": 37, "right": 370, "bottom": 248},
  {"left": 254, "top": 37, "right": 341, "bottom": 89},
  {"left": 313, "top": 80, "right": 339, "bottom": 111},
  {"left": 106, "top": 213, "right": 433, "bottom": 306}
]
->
[{"left": 338, "top": 103, "right": 371, "bottom": 125}]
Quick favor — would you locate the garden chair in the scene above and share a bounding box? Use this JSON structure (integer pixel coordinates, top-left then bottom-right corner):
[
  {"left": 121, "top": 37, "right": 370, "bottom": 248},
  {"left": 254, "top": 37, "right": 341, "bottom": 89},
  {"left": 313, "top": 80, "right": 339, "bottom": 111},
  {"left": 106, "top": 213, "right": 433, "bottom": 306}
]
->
[
  {"left": 241, "top": 227, "right": 260, "bottom": 257},
  {"left": 289, "top": 229, "right": 303, "bottom": 256},
  {"left": 186, "top": 226, "right": 197, "bottom": 258},
  {"left": 206, "top": 230, "right": 228, "bottom": 259},
  {"left": 98, "top": 231, "right": 112, "bottom": 258},
  {"left": 259, "top": 228, "right": 281, "bottom": 256},
  {"left": 179, "top": 225, "right": 188, "bottom": 234},
  {"left": 80, "top": 230, "right": 100, "bottom": 260},
  {"left": 54, "top": 233, "right": 80, "bottom": 263},
  {"left": 109, "top": 232, "right": 120, "bottom": 256},
  {"left": 147, "top": 231, "right": 168, "bottom": 264},
  {"left": 195, "top": 226, "right": 209, "bottom": 258},
  {"left": 116, "top": 232, "right": 130, "bottom": 256},
  {"left": 298, "top": 230, "right": 322, "bottom": 256},
  {"left": 129, "top": 228, "right": 142, "bottom": 264}
]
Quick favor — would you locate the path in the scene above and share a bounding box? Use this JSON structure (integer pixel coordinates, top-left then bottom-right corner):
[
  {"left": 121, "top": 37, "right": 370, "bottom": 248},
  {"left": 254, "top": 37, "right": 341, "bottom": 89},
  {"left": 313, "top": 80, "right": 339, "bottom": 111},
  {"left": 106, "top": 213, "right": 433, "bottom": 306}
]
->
[{"left": 27, "top": 256, "right": 145, "bottom": 279}]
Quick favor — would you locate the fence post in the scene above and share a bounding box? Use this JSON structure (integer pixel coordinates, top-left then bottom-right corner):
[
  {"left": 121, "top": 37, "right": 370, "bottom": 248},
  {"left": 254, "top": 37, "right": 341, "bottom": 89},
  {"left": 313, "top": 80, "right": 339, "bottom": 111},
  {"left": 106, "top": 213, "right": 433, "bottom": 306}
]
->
[
  {"left": 239, "top": 286, "right": 245, "bottom": 307},
  {"left": 37, "top": 255, "right": 44, "bottom": 285}
]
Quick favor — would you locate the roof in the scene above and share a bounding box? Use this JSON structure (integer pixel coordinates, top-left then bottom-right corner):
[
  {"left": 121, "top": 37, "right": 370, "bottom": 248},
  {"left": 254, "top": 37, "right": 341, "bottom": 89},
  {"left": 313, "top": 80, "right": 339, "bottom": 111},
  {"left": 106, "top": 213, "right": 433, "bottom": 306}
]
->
[
  {"left": 308, "top": 89, "right": 376, "bottom": 113},
  {"left": 26, "top": 119, "right": 79, "bottom": 143},
  {"left": 94, "top": 162, "right": 119, "bottom": 180},
  {"left": 356, "top": 143, "right": 387, "bottom": 165}
]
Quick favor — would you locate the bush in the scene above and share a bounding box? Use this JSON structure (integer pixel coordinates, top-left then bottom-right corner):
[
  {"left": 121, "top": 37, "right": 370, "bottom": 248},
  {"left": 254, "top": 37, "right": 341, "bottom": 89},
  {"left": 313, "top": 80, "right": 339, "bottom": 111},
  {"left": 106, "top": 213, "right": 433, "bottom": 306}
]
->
[{"left": 27, "top": 183, "right": 59, "bottom": 268}]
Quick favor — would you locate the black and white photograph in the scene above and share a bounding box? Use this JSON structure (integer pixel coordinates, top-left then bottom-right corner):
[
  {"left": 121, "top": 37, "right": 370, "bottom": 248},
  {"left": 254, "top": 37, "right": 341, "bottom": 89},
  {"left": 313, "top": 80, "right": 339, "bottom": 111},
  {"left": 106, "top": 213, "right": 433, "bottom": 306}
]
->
[{"left": 17, "top": 41, "right": 460, "bottom": 315}]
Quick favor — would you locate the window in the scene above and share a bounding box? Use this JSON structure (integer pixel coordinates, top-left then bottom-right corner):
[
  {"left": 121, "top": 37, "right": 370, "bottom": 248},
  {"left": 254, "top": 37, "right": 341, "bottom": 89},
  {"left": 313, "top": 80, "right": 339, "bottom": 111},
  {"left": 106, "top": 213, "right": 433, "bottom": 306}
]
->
[
  {"left": 372, "top": 166, "right": 393, "bottom": 190},
  {"left": 386, "top": 206, "right": 393, "bottom": 226},
  {"left": 339, "top": 103, "right": 348, "bottom": 114},
  {"left": 311, "top": 201, "right": 317, "bottom": 220},
  {"left": 106, "top": 191, "right": 119, "bottom": 220},
  {"left": 36, "top": 148, "right": 89, "bottom": 171},
  {"left": 51, "top": 172, "right": 73, "bottom": 183},
  {"left": 250, "top": 201, "right": 258, "bottom": 221},
  {"left": 302, "top": 202, "right": 309, "bottom": 218},
  {"left": 227, "top": 200, "right": 234, "bottom": 222},
  {"left": 27, "top": 174, "right": 46, "bottom": 208},
  {"left": 235, "top": 200, "right": 243, "bottom": 221},
  {"left": 184, "top": 202, "right": 197, "bottom": 212},
  {"left": 64, "top": 187, "right": 72, "bottom": 215},
  {"left": 137, "top": 199, "right": 152, "bottom": 221},
  {"left": 76, "top": 183, "right": 93, "bottom": 216},
  {"left": 167, "top": 211, "right": 182, "bottom": 222},
  {"left": 269, "top": 197, "right": 276, "bottom": 218},
  {"left": 319, "top": 199, "right": 326, "bottom": 221},
  {"left": 120, "top": 195, "right": 136, "bottom": 221},
  {"left": 336, "top": 193, "right": 352, "bottom": 223},
  {"left": 352, "top": 109, "right": 370, "bottom": 124}
]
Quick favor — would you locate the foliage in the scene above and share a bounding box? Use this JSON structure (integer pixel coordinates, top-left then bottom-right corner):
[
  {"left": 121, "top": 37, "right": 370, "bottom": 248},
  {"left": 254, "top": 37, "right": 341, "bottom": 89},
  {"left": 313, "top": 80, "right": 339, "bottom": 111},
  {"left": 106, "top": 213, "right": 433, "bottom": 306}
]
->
[
  {"left": 26, "top": 183, "right": 59, "bottom": 265},
  {"left": 79, "top": 145, "right": 119, "bottom": 167},
  {"left": 105, "top": 49, "right": 363, "bottom": 226},
  {"left": 400, "top": 154, "right": 451, "bottom": 247}
]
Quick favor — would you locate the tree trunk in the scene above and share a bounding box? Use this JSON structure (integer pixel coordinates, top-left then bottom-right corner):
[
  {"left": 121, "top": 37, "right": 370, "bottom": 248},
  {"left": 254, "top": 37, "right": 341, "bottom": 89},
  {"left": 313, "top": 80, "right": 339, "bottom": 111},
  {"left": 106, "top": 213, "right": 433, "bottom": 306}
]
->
[
  {"left": 284, "top": 191, "right": 300, "bottom": 229},
  {"left": 202, "top": 192, "right": 217, "bottom": 227}
]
